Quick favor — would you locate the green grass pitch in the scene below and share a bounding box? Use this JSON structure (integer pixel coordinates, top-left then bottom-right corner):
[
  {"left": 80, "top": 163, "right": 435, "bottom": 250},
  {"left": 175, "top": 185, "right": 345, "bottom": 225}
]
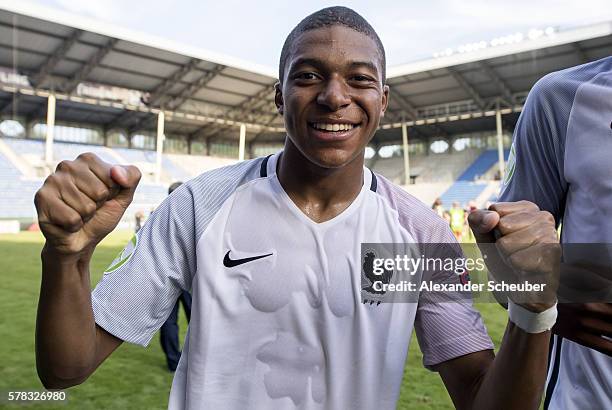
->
[{"left": 0, "top": 231, "right": 506, "bottom": 409}]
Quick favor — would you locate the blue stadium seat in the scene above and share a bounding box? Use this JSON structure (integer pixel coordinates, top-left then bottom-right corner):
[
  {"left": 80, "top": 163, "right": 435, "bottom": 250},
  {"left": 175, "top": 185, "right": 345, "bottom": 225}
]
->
[
  {"left": 457, "top": 149, "right": 510, "bottom": 181},
  {"left": 0, "top": 151, "right": 23, "bottom": 179},
  {"left": 439, "top": 181, "right": 488, "bottom": 208},
  {"left": 439, "top": 149, "right": 510, "bottom": 207}
]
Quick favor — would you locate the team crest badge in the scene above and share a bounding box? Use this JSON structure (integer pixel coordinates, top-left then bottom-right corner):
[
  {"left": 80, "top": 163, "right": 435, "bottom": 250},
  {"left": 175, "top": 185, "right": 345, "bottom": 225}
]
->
[{"left": 104, "top": 234, "right": 138, "bottom": 274}]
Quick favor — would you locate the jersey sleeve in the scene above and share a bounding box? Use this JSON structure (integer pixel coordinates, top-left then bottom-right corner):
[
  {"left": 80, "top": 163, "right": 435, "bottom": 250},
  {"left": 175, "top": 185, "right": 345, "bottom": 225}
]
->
[
  {"left": 375, "top": 176, "right": 494, "bottom": 369},
  {"left": 414, "top": 229, "right": 494, "bottom": 369},
  {"left": 91, "top": 183, "right": 197, "bottom": 346},
  {"left": 498, "top": 75, "right": 569, "bottom": 222}
]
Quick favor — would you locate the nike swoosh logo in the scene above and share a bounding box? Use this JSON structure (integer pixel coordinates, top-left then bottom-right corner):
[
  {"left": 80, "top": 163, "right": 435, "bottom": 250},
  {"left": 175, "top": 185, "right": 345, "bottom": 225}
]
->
[{"left": 223, "top": 251, "right": 272, "bottom": 267}]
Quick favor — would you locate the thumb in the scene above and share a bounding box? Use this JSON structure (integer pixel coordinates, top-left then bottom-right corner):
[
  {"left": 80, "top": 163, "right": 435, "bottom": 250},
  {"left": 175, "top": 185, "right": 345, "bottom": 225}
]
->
[
  {"left": 109, "top": 165, "right": 141, "bottom": 208},
  {"left": 468, "top": 210, "right": 500, "bottom": 244},
  {"left": 110, "top": 165, "right": 140, "bottom": 188}
]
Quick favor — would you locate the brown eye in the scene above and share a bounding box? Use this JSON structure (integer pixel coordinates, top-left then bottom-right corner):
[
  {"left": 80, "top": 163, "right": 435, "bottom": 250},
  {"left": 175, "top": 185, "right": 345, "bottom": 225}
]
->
[{"left": 296, "top": 72, "right": 318, "bottom": 80}]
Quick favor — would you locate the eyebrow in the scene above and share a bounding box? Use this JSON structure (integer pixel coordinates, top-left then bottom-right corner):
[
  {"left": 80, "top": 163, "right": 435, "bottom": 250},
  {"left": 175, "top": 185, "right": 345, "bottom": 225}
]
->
[{"left": 289, "top": 57, "right": 380, "bottom": 76}]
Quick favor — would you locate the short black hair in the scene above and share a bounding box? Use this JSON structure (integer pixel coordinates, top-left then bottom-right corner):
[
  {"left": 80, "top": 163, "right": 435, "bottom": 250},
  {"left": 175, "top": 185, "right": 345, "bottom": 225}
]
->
[{"left": 279, "top": 6, "right": 386, "bottom": 85}]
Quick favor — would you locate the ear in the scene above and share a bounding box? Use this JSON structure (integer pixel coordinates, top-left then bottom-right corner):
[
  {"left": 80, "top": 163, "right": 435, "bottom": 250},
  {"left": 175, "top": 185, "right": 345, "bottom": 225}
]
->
[
  {"left": 380, "top": 84, "right": 390, "bottom": 117},
  {"left": 274, "top": 81, "right": 284, "bottom": 115}
]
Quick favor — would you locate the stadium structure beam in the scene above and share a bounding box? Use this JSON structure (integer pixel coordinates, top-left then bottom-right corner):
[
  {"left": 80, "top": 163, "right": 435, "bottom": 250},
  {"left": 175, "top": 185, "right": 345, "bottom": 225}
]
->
[
  {"left": 29, "top": 29, "right": 82, "bottom": 89},
  {"left": 571, "top": 42, "right": 590, "bottom": 64},
  {"left": 389, "top": 91, "right": 419, "bottom": 120},
  {"left": 244, "top": 113, "right": 281, "bottom": 144},
  {"left": 155, "top": 111, "right": 164, "bottom": 183},
  {"left": 186, "top": 85, "right": 276, "bottom": 141},
  {"left": 146, "top": 58, "right": 200, "bottom": 108},
  {"left": 126, "top": 113, "right": 156, "bottom": 135},
  {"left": 0, "top": 94, "right": 19, "bottom": 114},
  {"left": 478, "top": 62, "right": 514, "bottom": 106},
  {"left": 401, "top": 117, "right": 410, "bottom": 185},
  {"left": 447, "top": 67, "right": 486, "bottom": 110},
  {"left": 62, "top": 38, "right": 119, "bottom": 94},
  {"left": 496, "top": 109, "right": 505, "bottom": 177},
  {"left": 125, "top": 64, "right": 228, "bottom": 133},
  {"left": 45, "top": 94, "right": 56, "bottom": 167},
  {"left": 188, "top": 122, "right": 220, "bottom": 142},
  {"left": 165, "top": 64, "right": 226, "bottom": 110},
  {"left": 228, "top": 85, "right": 276, "bottom": 121},
  {"left": 238, "top": 123, "right": 246, "bottom": 161},
  {"left": 387, "top": 92, "right": 449, "bottom": 138}
]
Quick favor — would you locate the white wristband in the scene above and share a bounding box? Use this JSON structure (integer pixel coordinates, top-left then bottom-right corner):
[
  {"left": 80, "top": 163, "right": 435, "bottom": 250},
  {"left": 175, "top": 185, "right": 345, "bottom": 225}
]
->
[{"left": 507, "top": 300, "right": 558, "bottom": 334}]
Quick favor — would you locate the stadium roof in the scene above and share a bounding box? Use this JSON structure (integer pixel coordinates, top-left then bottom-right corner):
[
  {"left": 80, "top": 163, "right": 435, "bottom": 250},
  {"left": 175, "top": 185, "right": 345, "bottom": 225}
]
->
[{"left": 1, "top": 1, "right": 611, "bottom": 146}]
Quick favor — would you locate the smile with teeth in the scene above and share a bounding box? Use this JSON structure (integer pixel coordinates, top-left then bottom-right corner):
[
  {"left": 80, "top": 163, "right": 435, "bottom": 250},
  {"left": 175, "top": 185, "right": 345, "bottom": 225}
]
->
[{"left": 310, "top": 122, "right": 358, "bottom": 132}]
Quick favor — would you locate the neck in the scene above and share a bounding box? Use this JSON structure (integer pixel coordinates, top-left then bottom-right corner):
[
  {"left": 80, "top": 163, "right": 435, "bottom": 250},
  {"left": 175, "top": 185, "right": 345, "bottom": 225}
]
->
[{"left": 277, "top": 140, "right": 365, "bottom": 223}]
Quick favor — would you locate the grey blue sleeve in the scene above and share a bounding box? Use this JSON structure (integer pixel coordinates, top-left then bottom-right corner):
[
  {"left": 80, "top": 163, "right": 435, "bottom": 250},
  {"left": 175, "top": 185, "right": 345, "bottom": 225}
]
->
[
  {"left": 91, "top": 184, "right": 198, "bottom": 346},
  {"left": 498, "top": 75, "right": 570, "bottom": 222}
]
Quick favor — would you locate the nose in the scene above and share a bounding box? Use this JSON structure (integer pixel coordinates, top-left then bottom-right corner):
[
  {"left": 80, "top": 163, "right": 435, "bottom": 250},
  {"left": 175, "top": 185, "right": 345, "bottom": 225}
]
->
[{"left": 317, "top": 76, "right": 351, "bottom": 111}]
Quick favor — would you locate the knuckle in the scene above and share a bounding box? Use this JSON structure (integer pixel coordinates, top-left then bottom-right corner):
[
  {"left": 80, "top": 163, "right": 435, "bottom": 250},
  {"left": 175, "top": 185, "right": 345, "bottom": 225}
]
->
[
  {"left": 538, "top": 210, "right": 555, "bottom": 225},
  {"left": 93, "top": 187, "right": 110, "bottom": 202},
  {"left": 519, "top": 200, "right": 540, "bottom": 211},
  {"left": 44, "top": 173, "right": 58, "bottom": 186},
  {"left": 496, "top": 235, "right": 511, "bottom": 253},
  {"left": 77, "top": 152, "right": 97, "bottom": 162},
  {"left": 65, "top": 215, "right": 83, "bottom": 231},
  {"left": 488, "top": 202, "right": 501, "bottom": 212},
  {"left": 508, "top": 252, "right": 522, "bottom": 269},
  {"left": 498, "top": 217, "right": 512, "bottom": 232},
  {"left": 34, "top": 189, "right": 43, "bottom": 205},
  {"left": 83, "top": 201, "right": 97, "bottom": 216},
  {"left": 55, "top": 160, "right": 73, "bottom": 173}
]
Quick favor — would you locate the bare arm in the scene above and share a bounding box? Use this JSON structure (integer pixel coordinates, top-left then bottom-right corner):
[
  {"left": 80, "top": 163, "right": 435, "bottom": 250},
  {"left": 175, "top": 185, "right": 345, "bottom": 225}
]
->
[
  {"left": 36, "top": 247, "right": 122, "bottom": 389},
  {"left": 436, "top": 324, "right": 550, "bottom": 410},
  {"left": 436, "top": 201, "right": 560, "bottom": 409},
  {"left": 34, "top": 153, "right": 140, "bottom": 389}
]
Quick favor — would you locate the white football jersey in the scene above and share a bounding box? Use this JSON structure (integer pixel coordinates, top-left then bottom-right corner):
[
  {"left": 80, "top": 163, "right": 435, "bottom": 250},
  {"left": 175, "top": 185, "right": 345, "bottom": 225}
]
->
[{"left": 93, "top": 152, "right": 493, "bottom": 409}]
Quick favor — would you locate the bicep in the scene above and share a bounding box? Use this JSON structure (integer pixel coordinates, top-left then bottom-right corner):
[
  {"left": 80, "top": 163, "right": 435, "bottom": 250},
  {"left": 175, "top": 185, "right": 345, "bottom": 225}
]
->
[{"left": 435, "top": 350, "right": 494, "bottom": 410}]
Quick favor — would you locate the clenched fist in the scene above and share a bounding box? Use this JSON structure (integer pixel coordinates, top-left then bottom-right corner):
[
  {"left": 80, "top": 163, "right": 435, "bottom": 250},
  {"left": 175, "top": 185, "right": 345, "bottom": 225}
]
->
[
  {"left": 34, "top": 152, "right": 141, "bottom": 255},
  {"left": 468, "top": 200, "right": 561, "bottom": 312}
]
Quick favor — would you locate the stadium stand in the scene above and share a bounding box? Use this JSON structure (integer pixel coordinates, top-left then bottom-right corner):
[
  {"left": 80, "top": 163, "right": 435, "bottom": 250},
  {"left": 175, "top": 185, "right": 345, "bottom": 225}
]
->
[
  {"left": 457, "top": 149, "right": 510, "bottom": 181},
  {"left": 439, "top": 181, "right": 489, "bottom": 208},
  {"left": 166, "top": 153, "right": 236, "bottom": 177},
  {"left": 0, "top": 3, "right": 610, "bottom": 226},
  {"left": 0, "top": 136, "right": 238, "bottom": 221},
  {"left": 0, "top": 178, "right": 41, "bottom": 219},
  {"left": 372, "top": 148, "right": 483, "bottom": 184},
  {"left": 0, "top": 136, "right": 515, "bottom": 219},
  {"left": 438, "top": 149, "right": 510, "bottom": 207},
  {"left": 0, "top": 151, "right": 22, "bottom": 178}
]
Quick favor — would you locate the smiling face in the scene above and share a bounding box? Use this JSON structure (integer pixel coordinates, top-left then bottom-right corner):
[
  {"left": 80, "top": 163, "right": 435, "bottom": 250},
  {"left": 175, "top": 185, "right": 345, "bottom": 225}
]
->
[{"left": 276, "top": 25, "right": 389, "bottom": 169}]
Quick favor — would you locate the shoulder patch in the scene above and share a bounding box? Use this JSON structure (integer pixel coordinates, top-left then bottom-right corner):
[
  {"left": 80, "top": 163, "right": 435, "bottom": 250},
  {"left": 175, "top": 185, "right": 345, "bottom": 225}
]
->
[{"left": 104, "top": 234, "right": 138, "bottom": 274}]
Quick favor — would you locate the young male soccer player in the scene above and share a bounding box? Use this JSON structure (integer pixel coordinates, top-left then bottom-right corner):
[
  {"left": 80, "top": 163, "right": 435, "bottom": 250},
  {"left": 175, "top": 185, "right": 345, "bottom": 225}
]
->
[
  {"left": 35, "top": 7, "right": 560, "bottom": 409},
  {"left": 498, "top": 57, "right": 612, "bottom": 409}
]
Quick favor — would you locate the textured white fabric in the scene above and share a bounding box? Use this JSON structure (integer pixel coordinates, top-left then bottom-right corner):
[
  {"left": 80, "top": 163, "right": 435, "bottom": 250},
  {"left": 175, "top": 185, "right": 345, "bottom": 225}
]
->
[{"left": 93, "top": 152, "right": 492, "bottom": 409}]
